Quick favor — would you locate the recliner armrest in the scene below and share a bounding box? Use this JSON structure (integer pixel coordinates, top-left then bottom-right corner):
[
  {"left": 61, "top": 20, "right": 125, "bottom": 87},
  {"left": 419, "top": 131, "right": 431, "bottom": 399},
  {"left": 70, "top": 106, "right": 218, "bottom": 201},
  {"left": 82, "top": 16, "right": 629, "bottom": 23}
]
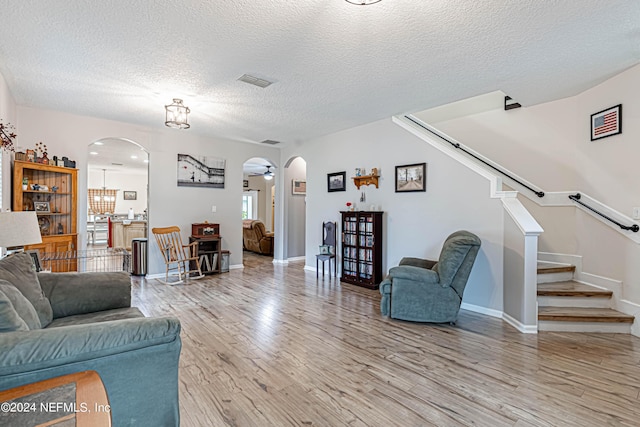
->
[
  {"left": 399, "top": 257, "right": 437, "bottom": 270},
  {"left": 38, "top": 272, "right": 131, "bottom": 319},
  {"left": 389, "top": 265, "right": 441, "bottom": 285}
]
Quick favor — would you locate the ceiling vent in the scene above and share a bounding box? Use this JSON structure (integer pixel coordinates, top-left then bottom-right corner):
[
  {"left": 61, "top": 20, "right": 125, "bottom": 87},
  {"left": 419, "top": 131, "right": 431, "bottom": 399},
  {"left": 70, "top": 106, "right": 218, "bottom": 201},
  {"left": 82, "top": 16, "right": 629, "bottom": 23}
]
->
[
  {"left": 111, "top": 162, "right": 124, "bottom": 166},
  {"left": 238, "top": 74, "right": 273, "bottom": 88},
  {"left": 260, "top": 139, "right": 281, "bottom": 145}
]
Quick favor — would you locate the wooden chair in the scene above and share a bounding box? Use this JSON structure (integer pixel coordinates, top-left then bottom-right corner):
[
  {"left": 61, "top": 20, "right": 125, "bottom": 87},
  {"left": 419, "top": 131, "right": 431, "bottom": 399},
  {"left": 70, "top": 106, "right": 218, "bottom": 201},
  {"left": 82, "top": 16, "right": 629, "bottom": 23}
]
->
[
  {"left": 316, "top": 221, "right": 337, "bottom": 278},
  {"left": 152, "top": 226, "right": 203, "bottom": 284}
]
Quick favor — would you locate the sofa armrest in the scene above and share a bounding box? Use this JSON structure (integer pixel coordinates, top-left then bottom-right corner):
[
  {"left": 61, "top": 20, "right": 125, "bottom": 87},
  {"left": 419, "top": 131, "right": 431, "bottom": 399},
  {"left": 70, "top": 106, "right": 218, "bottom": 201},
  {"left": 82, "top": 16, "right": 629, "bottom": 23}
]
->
[
  {"left": 389, "top": 265, "right": 441, "bottom": 285},
  {"left": 38, "top": 272, "right": 131, "bottom": 319},
  {"left": 399, "top": 257, "right": 437, "bottom": 270},
  {"left": 0, "top": 317, "right": 180, "bottom": 377}
]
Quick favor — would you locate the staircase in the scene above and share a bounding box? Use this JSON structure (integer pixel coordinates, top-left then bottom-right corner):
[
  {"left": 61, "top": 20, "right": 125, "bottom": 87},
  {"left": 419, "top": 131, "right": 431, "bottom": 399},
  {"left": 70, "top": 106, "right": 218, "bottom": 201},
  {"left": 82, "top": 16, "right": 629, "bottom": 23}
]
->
[{"left": 537, "top": 262, "right": 634, "bottom": 333}]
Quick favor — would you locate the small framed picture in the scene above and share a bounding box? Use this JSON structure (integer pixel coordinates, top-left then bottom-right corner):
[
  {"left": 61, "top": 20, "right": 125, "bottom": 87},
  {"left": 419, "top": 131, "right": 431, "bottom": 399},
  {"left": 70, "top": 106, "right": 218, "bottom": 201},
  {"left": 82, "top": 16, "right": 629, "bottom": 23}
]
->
[
  {"left": 327, "top": 171, "right": 346, "bottom": 192},
  {"left": 27, "top": 250, "right": 42, "bottom": 272},
  {"left": 33, "top": 201, "right": 50, "bottom": 212},
  {"left": 243, "top": 179, "right": 249, "bottom": 188},
  {"left": 123, "top": 191, "right": 137, "bottom": 200},
  {"left": 591, "top": 104, "right": 622, "bottom": 141},
  {"left": 292, "top": 179, "right": 306, "bottom": 195},
  {"left": 318, "top": 245, "right": 331, "bottom": 255},
  {"left": 395, "top": 163, "right": 427, "bottom": 193}
]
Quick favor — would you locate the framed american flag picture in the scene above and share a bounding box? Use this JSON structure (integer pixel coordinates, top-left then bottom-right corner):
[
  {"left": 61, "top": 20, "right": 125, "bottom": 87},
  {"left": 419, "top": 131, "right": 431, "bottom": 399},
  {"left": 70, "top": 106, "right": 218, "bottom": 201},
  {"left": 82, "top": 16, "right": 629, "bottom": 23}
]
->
[{"left": 591, "top": 104, "right": 621, "bottom": 141}]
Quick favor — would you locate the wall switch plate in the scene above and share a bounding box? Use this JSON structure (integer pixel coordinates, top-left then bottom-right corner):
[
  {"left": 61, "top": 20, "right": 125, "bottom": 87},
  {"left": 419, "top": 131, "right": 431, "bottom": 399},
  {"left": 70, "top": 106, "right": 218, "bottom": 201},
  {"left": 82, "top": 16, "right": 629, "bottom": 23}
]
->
[
  {"left": 633, "top": 207, "right": 640, "bottom": 219},
  {"left": 211, "top": 205, "right": 217, "bottom": 213}
]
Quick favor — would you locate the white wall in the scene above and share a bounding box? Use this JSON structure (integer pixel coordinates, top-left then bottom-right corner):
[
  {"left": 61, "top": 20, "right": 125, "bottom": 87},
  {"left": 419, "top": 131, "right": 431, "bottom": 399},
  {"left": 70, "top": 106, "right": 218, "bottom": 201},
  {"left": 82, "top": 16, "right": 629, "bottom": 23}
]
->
[
  {"left": 0, "top": 72, "right": 16, "bottom": 211},
  {"left": 88, "top": 168, "right": 148, "bottom": 215},
  {"left": 15, "top": 105, "right": 280, "bottom": 273},
  {"left": 428, "top": 63, "right": 640, "bottom": 303},
  {"left": 284, "top": 118, "right": 505, "bottom": 313},
  {"left": 285, "top": 157, "right": 306, "bottom": 258}
]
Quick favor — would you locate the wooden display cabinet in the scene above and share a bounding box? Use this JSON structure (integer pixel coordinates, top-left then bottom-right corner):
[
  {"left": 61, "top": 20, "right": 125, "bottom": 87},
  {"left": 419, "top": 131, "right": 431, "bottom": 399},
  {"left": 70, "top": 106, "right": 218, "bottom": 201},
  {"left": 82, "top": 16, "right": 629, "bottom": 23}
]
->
[
  {"left": 13, "top": 161, "right": 78, "bottom": 271},
  {"left": 340, "top": 211, "right": 384, "bottom": 289}
]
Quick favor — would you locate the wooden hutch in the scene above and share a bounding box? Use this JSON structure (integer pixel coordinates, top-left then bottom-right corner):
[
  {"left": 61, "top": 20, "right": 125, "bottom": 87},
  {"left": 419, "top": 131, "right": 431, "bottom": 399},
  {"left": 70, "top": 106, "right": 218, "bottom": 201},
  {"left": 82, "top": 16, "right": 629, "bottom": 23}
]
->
[{"left": 13, "top": 161, "right": 78, "bottom": 271}]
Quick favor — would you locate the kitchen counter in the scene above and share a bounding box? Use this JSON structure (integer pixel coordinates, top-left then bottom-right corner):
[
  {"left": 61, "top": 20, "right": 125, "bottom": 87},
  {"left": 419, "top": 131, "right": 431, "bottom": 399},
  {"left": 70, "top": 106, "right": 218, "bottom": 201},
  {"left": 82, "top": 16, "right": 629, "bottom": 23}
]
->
[{"left": 110, "top": 220, "right": 148, "bottom": 250}]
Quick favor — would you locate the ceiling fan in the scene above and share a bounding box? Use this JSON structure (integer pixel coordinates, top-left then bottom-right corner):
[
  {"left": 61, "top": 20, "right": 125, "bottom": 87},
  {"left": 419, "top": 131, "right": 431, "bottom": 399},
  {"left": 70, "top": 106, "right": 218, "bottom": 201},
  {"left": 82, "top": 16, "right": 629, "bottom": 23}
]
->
[{"left": 250, "top": 165, "right": 275, "bottom": 180}]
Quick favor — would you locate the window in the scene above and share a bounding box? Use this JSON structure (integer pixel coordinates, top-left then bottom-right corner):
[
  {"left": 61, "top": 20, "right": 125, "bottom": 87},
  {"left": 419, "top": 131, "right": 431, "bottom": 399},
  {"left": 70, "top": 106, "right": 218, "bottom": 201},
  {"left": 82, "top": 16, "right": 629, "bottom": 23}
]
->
[{"left": 242, "top": 191, "right": 258, "bottom": 220}]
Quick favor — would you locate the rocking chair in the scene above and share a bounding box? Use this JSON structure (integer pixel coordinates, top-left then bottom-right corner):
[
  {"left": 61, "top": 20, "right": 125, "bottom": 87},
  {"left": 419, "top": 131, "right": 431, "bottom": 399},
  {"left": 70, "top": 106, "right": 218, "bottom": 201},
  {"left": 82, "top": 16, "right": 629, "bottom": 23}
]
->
[{"left": 152, "top": 226, "right": 204, "bottom": 284}]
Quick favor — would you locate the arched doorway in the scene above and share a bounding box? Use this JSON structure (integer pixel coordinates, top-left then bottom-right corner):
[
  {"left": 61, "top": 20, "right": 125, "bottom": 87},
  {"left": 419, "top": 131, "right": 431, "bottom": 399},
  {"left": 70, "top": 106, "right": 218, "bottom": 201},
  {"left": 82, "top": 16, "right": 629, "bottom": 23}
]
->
[{"left": 87, "top": 138, "right": 148, "bottom": 251}]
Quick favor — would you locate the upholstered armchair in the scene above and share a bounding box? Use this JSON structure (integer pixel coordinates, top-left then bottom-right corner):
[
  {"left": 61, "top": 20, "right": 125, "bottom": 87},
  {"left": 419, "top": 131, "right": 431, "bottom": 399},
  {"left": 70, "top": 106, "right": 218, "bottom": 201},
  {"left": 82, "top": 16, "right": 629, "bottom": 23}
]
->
[
  {"left": 242, "top": 220, "right": 274, "bottom": 255},
  {"left": 380, "top": 230, "right": 481, "bottom": 324}
]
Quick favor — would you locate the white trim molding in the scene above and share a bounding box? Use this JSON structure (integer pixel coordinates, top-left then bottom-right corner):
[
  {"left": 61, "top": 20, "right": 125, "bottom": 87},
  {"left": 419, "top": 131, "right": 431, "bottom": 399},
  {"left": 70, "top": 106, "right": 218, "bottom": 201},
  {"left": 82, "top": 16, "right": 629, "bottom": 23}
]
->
[
  {"left": 461, "top": 302, "right": 502, "bottom": 319},
  {"left": 503, "top": 312, "right": 538, "bottom": 334}
]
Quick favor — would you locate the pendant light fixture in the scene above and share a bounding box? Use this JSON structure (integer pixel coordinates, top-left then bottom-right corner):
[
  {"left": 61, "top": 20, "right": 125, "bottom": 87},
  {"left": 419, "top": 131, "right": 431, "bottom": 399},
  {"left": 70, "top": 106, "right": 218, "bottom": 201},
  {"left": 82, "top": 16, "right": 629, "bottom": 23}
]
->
[{"left": 165, "top": 98, "right": 191, "bottom": 129}]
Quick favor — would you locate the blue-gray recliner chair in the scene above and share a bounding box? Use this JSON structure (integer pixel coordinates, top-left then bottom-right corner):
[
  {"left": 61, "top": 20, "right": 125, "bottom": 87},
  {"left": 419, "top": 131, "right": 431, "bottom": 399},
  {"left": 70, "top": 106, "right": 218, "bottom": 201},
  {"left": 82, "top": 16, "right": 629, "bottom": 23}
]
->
[{"left": 380, "top": 230, "right": 481, "bottom": 324}]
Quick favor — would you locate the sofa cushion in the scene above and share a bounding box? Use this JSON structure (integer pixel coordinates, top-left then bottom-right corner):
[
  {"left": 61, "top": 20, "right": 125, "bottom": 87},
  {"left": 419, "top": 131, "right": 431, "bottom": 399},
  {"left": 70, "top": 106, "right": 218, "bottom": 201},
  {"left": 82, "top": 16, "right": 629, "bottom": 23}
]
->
[
  {"left": 0, "top": 253, "right": 53, "bottom": 327},
  {"left": 0, "top": 289, "right": 29, "bottom": 332},
  {"left": 46, "top": 307, "right": 145, "bottom": 328},
  {"left": 0, "top": 280, "right": 41, "bottom": 330}
]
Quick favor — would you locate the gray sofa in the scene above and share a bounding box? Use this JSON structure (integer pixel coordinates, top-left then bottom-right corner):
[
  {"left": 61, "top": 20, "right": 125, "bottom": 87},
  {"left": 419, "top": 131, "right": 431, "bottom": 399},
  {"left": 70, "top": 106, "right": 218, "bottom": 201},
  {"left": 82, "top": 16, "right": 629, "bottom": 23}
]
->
[
  {"left": 380, "top": 230, "right": 481, "bottom": 323},
  {"left": 0, "top": 252, "right": 181, "bottom": 426}
]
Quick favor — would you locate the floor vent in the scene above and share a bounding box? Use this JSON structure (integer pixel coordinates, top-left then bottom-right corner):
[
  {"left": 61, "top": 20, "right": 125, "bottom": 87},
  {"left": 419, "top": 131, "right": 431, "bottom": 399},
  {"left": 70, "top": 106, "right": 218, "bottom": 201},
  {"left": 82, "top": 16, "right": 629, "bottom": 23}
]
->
[
  {"left": 260, "top": 139, "right": 280, "bottom": 145},
  {"left": 238, "top": 74, "right": 273, "bottom": 88}
]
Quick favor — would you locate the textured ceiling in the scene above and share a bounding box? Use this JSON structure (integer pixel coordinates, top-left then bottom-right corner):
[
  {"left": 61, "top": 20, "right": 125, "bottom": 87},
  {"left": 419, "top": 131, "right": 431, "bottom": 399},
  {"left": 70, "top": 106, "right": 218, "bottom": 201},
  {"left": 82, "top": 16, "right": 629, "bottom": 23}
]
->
[{"left": 0, "top": 0, "right": 638, "bottom": 146}]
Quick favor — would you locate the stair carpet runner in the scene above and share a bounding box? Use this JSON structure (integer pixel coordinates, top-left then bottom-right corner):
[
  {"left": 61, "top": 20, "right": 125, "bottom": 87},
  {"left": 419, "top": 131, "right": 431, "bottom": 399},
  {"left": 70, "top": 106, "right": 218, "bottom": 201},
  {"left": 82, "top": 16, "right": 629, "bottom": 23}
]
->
[{"left": 537, "top": 262, "right": 634, "bottom": 333}]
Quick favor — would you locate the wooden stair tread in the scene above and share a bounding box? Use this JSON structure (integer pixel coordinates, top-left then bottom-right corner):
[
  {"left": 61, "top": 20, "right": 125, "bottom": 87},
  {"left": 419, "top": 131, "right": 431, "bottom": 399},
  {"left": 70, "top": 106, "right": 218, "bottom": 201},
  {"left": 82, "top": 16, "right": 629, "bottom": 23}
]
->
[
  {"left": 537, "top": 262, "right": 576, "bottom": 274},
  {"left": 538, "top": 307, "right": 634, "bottom": 323},
  {"left": 537, "top": 281, "right": 612, "bottom": 297}
]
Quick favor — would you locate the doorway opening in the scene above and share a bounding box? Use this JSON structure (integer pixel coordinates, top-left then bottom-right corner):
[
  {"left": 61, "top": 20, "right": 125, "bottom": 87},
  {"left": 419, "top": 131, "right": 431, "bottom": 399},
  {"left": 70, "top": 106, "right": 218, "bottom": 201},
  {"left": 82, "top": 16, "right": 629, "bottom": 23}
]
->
[
  {"left": 242, "top": 158, "right": 276, "bottom": 263},
  {"left": 87, "top": 138, "right": 149, "bottom": 252}
]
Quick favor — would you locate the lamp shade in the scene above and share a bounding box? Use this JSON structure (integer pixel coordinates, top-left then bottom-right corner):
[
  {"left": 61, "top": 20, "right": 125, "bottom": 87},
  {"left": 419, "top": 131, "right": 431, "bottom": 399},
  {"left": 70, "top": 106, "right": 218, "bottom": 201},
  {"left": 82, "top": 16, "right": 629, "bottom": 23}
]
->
[{"left": 0, "top": 211, "right": 43, "bottom": 248}]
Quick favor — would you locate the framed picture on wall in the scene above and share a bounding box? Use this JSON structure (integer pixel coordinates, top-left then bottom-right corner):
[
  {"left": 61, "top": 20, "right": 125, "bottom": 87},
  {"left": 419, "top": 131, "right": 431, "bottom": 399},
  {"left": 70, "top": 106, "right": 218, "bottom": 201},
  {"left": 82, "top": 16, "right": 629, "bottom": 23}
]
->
[
  {"left": 123, "top": 191, "right": 137, "bottom": 200},
  {"left": 292, "top": 179, "right": 306, "bottom": 195},
  {"left": 395, "top": 163, "right": 427, "bottom": 193},
  {"left": 591, "top": 104, "right": 622, "bottom": 141},
  {"left": 243, "top": 179, "right": 249, "bottom": 188},
  {"left": 327, "top": 171, "right": 346, "bottom": 192}
]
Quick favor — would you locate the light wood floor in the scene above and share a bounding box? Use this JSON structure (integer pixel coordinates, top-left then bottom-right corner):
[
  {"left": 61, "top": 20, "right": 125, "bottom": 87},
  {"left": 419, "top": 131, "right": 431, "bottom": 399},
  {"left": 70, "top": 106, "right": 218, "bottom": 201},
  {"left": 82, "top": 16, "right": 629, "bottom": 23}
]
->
[{"left": 132, "top": 253, "right": 640, "bottom": 426}]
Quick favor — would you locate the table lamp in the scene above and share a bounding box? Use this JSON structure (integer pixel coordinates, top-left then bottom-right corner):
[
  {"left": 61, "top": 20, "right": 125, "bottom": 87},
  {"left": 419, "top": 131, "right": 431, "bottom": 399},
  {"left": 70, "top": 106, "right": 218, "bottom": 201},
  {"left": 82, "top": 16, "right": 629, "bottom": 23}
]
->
[{"left": 0, "top": 211, "right": 43, "bottom": 255}]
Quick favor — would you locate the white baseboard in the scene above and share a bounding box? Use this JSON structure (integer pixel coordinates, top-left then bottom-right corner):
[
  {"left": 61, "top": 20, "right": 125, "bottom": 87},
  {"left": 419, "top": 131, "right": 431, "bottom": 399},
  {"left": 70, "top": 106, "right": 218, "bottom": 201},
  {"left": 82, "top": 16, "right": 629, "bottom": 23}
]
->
[
  {"left": 303, "top": 265, "right": 315, "bottom": 272},
  {"left": 576, "top": 272, "right": 621, "bottom": 293},
  {"left": 229, "top": 264, "right": 244, "bottom": 270},
  {"left": 619, "top": 299, "right": 640, "bottom": 338},
  {"left": 288, "top": 256, "right": 305, "bottom": 262},
  {"left": 461, "top": 302, "right": 502, "bottom": 318},
  {"left": 145, "top": 273, "right": 164, "bottom": 280},
  {"left": 272, "top": 259, "right": 289, "bottom": 265},
  {"left": 537, "top": 252, "right": 583, "bottom": 273},
  {"left": 502, "top": 312, "right": 538, "bottom": 334}
]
